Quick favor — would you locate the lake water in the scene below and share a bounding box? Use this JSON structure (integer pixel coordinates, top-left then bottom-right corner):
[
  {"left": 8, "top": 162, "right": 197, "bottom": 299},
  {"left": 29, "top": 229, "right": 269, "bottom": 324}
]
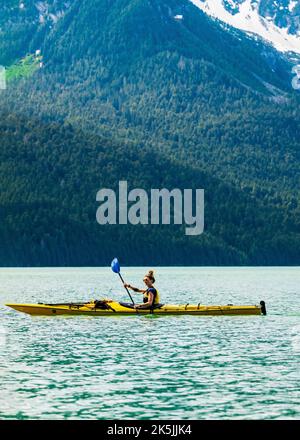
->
[{"left": 0, "top": 267, "right": 299, "bottom": 420}]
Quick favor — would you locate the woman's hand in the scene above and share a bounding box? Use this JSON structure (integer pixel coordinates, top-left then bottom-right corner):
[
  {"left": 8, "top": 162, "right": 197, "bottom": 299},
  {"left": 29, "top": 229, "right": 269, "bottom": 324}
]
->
[{"left": 124, "top": 283, "right": 131, "bottom": 289}]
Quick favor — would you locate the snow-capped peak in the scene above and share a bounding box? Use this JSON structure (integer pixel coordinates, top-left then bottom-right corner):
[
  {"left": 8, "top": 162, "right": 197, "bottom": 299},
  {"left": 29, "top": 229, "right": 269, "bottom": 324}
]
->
[{"left": 190, "top": 0, "right": 300, "bottom": 54}]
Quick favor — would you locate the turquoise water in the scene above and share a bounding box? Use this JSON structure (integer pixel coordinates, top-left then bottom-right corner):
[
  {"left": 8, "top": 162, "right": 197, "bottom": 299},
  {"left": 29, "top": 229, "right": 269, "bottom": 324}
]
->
[{"left": 0, "top": 267, "right": 299, "bottom": 420}]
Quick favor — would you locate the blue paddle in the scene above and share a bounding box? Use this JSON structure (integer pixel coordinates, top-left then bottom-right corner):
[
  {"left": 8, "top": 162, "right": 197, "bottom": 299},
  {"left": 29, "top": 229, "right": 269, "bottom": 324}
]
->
[{"left": 111, "top": 258, "right": 135, "bottom": 305}]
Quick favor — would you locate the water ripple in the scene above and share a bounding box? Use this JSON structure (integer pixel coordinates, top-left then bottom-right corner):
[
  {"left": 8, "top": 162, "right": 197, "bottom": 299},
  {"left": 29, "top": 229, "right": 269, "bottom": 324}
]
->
[{"left": 0, "top": 267, "right": 300, "bottom": 419}]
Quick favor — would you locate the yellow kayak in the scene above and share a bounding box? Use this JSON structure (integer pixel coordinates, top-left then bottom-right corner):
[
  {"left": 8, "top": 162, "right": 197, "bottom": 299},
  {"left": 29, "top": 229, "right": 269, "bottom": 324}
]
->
[{"left": 6, "top": 299, "right": 266, "bottom": 316}]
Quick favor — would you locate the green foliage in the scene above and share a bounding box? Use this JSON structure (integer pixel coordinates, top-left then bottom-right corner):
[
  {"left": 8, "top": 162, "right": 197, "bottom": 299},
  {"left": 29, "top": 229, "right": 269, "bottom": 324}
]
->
[
  {"left": 0, "top": 0, "right": 299, "bottom": 266},
  {"left": 6, "top": 54, "right": 42, "bottom": 82}
]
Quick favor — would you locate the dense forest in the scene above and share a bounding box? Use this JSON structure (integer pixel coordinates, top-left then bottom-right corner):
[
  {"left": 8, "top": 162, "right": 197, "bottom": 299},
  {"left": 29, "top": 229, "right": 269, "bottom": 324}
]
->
[{"left": 0, "top": 0, "right": 299, "bottom": 266}]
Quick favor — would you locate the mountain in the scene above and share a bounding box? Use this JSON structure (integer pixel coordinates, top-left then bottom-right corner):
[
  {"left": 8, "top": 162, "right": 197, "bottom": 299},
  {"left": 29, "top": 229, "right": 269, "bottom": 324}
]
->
[
  {"left": 191, "top": 0, "right": 300, "bottom": 54},
  {"left": 0, "top": 0, "right": 299, "bottom": 266},
  {"left": 0, "top": 1, "right": 70, "bottom": 65}
]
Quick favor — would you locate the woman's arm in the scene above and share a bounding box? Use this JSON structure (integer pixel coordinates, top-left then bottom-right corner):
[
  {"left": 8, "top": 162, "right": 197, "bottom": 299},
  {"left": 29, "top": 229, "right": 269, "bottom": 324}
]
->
[
  {"left": 135, "top": 292, "right": 154, "bottom": 309},
  {"left": 124, "top": 284, "right": 145, "bottom": 293}
]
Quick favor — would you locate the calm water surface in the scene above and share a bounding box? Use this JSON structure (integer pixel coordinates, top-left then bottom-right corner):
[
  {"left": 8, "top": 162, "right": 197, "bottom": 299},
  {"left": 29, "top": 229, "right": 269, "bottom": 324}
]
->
[{"left": 0, "top": 267, "right": 299, "bottom": 419}]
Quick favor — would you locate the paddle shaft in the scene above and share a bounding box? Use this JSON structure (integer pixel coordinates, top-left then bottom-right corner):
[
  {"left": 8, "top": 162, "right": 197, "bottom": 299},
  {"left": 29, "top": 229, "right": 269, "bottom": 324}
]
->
[{"left": 118, "top": 272, "right": 135, "bottom": 305}]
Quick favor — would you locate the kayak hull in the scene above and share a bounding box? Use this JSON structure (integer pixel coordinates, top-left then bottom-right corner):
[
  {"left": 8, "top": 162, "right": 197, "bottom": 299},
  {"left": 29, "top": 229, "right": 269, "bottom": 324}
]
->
[{"left": 6, "top": 300, "right": 266, "bottom": 316}]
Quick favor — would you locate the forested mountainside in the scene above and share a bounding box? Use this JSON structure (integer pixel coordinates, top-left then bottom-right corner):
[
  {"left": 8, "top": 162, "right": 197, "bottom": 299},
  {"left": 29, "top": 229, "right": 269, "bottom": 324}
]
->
[{"left": 0, "top": 0, "right": 299, "bottom": 266}]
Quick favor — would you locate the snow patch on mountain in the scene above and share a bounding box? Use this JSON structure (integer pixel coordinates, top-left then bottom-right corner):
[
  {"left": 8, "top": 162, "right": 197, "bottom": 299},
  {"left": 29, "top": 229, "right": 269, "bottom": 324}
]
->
[
  {"left": 190, "top": 0, "right": 300, "bottom": 54},
  {"left": 288, "top": 1, "right": 297, "bottom": 13}
]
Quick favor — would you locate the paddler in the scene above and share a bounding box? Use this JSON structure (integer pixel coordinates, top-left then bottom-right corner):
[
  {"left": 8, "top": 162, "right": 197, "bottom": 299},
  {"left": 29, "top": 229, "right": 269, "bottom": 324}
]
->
[{"left": 124, "top": 270, "right": 160, "bottom": 309}]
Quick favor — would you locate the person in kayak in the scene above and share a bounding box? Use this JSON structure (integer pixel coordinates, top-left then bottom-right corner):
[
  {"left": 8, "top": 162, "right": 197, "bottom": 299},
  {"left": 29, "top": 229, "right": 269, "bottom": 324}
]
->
[{"left": 124, "top": 270, "right": 160, "bottom": 309}]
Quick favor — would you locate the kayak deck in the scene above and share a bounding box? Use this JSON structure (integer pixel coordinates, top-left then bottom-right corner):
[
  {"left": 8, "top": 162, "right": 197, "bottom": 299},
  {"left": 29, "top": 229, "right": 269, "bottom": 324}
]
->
[{"left": 6, "top": 300, "right": 267, "bottom": 316}]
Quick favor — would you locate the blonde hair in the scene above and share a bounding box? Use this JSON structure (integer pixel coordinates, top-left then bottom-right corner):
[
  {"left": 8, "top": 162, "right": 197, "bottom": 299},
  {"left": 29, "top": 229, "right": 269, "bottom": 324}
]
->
[{"left": 145, "top": 270, "right": 155, "bottom": 283}]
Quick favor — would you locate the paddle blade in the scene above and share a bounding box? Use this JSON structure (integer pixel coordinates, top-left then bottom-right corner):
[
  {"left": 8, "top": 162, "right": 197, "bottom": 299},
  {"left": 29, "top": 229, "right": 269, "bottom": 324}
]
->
[{"left": 111, "top": 258, "right": 120, "bottom": 274}]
